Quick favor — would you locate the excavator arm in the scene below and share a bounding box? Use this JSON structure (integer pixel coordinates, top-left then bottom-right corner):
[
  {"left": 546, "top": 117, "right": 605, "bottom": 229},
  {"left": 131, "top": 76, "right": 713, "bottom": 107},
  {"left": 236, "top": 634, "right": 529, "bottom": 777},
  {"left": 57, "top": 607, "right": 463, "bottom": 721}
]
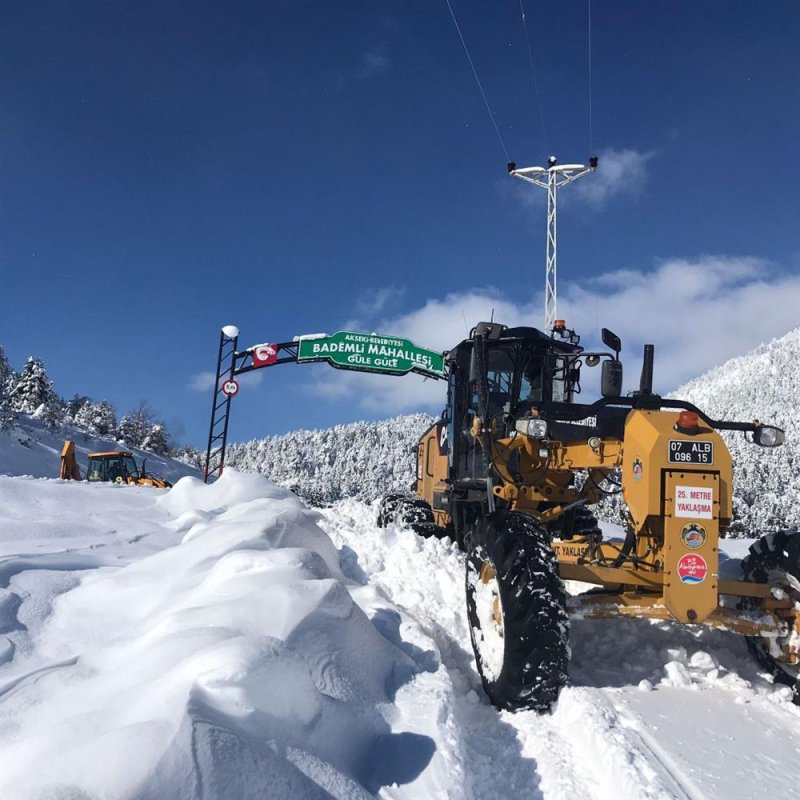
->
[{"left": 59, "top": 440, "right": 81, "bottom": 480}]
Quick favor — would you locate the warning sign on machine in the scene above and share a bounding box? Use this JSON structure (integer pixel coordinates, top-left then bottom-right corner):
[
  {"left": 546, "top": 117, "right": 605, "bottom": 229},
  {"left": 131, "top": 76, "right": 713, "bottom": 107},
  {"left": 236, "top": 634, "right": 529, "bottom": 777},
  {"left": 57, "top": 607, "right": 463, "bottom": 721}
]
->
[{"left": 674, "top": 485, "right": 714, "bottom": 519}]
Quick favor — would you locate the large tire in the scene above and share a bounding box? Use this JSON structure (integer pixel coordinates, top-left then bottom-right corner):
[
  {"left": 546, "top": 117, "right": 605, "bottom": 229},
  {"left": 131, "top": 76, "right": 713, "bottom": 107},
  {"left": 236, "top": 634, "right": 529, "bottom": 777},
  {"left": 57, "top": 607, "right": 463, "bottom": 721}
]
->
[
  {"left": 376, "top": 494, "right": 437, "bottom": 537},
  {"left": 548, "top": 505, "right": 602, "bottom": 539},
  {"left": 466, "top": 510, "right": 569, "bottom": 712},
  {"left": 740, "top": 529, "right": 800, "bottom": 704},
  {"left": 376, "top": 493, "right": 405, "bottom": 528}
]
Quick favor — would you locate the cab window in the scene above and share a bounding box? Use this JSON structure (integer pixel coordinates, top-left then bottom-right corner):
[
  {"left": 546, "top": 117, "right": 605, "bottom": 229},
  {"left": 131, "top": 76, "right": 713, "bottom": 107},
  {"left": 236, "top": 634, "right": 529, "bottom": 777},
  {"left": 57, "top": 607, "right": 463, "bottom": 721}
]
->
[
  {"left": 87, "top": 459, "right": 104, "bottom": 482},
  {"left": 106, "top": 457, "right": 124, "bottom": 482},
  {"left": 551, "top": 355, "right": 569, "bottom": 402},
  {"left": 123, "top": 456, "right": 139, "bottom": 479}
]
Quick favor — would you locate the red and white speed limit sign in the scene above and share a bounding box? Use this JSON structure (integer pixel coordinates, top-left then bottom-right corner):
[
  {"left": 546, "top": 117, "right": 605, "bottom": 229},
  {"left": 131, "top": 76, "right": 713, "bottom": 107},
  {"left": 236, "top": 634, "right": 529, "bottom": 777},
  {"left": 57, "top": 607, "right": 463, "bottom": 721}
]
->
[{"left": 222, "top": 379, "right": 239, "bottom": 397}]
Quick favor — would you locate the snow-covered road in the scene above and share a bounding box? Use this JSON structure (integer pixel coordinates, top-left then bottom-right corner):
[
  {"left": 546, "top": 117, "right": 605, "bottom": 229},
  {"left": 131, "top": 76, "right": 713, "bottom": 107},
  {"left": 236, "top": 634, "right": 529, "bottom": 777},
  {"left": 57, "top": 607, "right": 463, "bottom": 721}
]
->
[
  {"left": 1, "top": 472, "right": 798, "bottom": 799},
  {"left": 322, "top": 499, "right": 800, "bottom": 800}
]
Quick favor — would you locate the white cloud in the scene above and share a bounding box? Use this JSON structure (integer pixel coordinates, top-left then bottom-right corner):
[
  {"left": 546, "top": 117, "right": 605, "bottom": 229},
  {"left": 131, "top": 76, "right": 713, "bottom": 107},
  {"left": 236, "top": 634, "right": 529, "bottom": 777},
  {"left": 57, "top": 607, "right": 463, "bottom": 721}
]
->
[
  {"left": 238, "top": 371, "right": 264, "bottom": 388},
  {"left": 188, "top": 371, "right": 216, "bottom": 392},
  {"left": 560, "top": 256, "right": 800, "bottom": 390},
  {"left": 343, "top": 285, "right": 406, "bottom": 330},
  {"left": 306, "top": 256, "right": 800, "bottom": 412},
  {"left": 574, "top": 147, "right": 654, "bottom": 208}
]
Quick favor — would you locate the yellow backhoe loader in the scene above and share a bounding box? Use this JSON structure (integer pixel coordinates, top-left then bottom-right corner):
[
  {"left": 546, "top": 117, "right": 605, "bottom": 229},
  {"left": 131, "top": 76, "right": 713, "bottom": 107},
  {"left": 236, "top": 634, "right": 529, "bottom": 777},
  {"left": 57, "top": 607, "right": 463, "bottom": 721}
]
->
[{"left": 59, "top": 440, "right": 172, "bottom": 488}]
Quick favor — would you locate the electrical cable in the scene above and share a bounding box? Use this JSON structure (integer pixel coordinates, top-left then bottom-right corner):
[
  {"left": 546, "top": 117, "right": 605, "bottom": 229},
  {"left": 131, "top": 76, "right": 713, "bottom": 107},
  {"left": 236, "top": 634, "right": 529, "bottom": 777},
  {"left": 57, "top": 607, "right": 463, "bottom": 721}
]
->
[
  {"left": 444, "top": 0, "right": 510, "bottom": 161},
  {"left": 587, "top": 0, "right": 593, "bottom": 152},
  {"left": 518, "top": 0, "right": 549, "bottom": 153}
]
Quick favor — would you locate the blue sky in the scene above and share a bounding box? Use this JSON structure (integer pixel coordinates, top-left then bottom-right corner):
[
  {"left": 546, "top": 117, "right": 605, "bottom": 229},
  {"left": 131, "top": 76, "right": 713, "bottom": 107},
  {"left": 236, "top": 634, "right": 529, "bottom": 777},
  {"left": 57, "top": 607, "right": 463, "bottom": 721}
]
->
[{"left": 2, "top": 1, "right": 799, "bottom": 447}]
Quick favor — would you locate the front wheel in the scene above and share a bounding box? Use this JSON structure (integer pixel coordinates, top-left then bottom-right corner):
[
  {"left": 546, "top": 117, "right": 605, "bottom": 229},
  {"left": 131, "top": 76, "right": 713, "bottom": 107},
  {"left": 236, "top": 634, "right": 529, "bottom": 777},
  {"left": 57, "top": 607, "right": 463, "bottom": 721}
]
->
[
  {"left": 740, "top": 529, "right": 800, "bottom": 704},
  {"left": 376, "top": 494, "right": 437, "bottom": 537},
  {"left": 466, "top": 511, "right": 569, "bottom": 712}
]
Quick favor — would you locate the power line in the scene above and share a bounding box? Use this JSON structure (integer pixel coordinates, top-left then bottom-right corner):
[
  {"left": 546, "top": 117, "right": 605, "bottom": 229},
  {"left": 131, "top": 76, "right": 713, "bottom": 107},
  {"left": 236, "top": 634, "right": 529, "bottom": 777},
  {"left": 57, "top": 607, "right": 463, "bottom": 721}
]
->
[
  {"left": 444, "top": 0, "right": 510, "bottom": 161},
  {"left": 588, "top": 0, "right": 593, "bottom": 153},
  {"left": 518, "top": 0, "right": 549, "bottom": 153}
]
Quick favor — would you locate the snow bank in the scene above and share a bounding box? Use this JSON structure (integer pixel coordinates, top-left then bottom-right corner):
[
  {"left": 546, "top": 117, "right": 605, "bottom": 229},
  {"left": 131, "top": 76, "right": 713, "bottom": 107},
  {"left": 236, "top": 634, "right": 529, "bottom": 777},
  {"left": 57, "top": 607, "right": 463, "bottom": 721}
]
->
[
  {"left": 3, "top": 474, "right": 798, "bottom": 800},
  {"left": 0, "top": 471, "right": 446, "bottom": 799}
]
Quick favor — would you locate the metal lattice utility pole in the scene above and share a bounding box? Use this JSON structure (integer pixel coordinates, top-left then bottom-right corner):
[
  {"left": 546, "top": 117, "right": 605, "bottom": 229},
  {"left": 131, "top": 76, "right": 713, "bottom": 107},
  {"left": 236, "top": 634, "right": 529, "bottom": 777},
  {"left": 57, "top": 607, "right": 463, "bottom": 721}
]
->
[{"left": 508, "top": 156, "right": 598, "bottom": 332}]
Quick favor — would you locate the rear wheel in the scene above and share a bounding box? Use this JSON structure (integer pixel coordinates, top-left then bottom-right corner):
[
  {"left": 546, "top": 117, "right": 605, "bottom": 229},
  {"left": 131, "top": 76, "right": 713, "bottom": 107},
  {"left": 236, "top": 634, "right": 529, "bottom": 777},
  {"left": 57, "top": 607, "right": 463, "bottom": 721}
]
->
[
  {"left": 548, "top": 504, "right": 602, "bottom": 539},
  {"left": 466, "top": 511, "right": 569, "bottom": 712},
  {"left": 376, "top": 494, "right": 437, "bottom": 537},
  {"left": 740, "top": 529, "right": 800, "bottom": 704}
]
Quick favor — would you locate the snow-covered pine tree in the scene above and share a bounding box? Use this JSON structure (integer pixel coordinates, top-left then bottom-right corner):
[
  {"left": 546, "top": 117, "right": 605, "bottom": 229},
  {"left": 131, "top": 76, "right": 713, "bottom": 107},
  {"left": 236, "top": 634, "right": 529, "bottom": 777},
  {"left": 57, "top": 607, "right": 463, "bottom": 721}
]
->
[
  {"left": 0, "top": 398, "right": 15, "bottom": 431},
  {"left": 8, "top": 356, "right": 64, "bottom": 426},
  {"left": 92, "top": 401, "right": 117, "bottom": 437},
  {"left": 74, "top": 399, "right": 117, "bottom": 437},
  {"left": 116, "top": 415, "right": 141, "bottom": 447},
  {"left": 66, "top": 394, "right": 92, "bottom": 421},
  {"left": 0, "top": 346, "right": 15, "bottom": 396},
  {"left": 141, "top": 423, "right": 170, "bottom": 455},
  {"left": 116, "top": 401, "right": 154, "bottom": 447},
  {"left": 172, "top": 444, "right": 204, "bottom": 469},
  {"left": 0, "top": 346, "right": 17, "bottom": 431}
]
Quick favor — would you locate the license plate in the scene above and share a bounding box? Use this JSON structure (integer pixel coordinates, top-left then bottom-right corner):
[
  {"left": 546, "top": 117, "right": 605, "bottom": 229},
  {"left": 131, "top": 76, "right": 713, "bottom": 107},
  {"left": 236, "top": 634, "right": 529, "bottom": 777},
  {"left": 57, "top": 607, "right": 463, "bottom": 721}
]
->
[{"left": 668, "top": 439, "right": 714, "bottom": 465}]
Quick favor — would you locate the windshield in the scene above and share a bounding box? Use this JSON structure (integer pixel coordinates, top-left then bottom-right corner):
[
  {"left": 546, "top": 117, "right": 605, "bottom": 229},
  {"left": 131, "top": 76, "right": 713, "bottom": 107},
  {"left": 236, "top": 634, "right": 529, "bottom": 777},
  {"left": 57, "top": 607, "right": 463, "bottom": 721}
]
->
[
  {"left": 123, "top": 456, "right": 139, "bottom": 479},
  {"left": 470, "top": 345, "right": 548, "bottom": 412}
]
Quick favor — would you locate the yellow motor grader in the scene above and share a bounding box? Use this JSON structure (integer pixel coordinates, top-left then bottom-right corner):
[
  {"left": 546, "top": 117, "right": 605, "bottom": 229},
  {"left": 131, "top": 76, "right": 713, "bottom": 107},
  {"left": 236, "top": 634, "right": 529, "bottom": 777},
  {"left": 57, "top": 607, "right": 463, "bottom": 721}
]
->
[
  {"left": 378, "top": 321, "right": 798, "bottom": 711},
  {"left": 59, "top": 440, "right": 172, "bottom": 488}
]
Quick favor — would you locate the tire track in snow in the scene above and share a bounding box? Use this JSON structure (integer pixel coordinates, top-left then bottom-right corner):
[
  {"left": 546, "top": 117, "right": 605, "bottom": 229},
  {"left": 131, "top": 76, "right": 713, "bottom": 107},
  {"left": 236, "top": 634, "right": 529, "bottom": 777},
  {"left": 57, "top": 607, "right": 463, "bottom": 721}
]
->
[
  {"left": 323, "top": 503, "right": 611, "bottom": 800},
  {"left": 601, "top": 691, "right": 704, "bottom": 800},
  {"left": 322, "top": 502, "right": 800, "bottom": 800}
]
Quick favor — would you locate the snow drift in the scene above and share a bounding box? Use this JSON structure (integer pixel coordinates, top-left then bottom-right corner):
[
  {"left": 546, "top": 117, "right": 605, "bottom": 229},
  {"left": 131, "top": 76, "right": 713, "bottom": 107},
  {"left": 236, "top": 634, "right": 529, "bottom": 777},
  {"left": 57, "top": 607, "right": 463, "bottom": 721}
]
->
[{"left": 0, "top": 471, "right": 456, "bottom": 800}]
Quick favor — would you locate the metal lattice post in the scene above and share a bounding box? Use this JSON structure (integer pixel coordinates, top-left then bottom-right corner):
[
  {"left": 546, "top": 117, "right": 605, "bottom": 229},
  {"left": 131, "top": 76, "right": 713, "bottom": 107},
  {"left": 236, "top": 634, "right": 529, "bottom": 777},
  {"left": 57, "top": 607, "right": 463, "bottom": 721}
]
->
[
  {"left": 203, "top": 325, "right": 240, "bottom": 482},
  {"left": 545, "top": 169, "right": 558, "bottom": 332},
  {"left": 508, "top": 156, "right": 598, "bottom": 332}
]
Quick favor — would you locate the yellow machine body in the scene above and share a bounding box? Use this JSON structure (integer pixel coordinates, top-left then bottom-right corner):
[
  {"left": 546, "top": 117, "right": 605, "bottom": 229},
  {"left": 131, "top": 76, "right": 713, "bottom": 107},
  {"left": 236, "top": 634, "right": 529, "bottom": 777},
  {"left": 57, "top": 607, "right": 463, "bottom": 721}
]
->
[{"left": 416, "top": 407, "right": 798, "bottom": 659}]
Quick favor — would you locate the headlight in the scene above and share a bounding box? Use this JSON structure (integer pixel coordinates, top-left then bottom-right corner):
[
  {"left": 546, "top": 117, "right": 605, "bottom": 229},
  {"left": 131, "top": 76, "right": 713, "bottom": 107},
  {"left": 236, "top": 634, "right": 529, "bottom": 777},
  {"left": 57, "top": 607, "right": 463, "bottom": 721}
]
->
[
  {"left": 753, "top": 425, "right": 784, "bottom": 448},
  {"left": 515, "top": 417, "right": 548, "bottom": 439}
]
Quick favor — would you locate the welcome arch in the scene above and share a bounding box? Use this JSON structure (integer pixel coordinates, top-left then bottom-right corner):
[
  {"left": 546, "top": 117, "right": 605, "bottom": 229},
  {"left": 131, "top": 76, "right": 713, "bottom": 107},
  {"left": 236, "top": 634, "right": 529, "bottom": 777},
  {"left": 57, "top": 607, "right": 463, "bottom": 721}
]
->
[{"left": 203, "top": 325, "right": 447, "bottom": 481}]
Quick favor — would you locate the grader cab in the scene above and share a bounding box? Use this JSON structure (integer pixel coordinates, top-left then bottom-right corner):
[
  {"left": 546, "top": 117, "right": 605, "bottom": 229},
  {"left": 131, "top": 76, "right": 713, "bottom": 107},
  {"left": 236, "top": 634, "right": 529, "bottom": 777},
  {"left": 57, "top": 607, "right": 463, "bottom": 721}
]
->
[{"left": 378, "top": 321, "right": 798, "bottom": 711}]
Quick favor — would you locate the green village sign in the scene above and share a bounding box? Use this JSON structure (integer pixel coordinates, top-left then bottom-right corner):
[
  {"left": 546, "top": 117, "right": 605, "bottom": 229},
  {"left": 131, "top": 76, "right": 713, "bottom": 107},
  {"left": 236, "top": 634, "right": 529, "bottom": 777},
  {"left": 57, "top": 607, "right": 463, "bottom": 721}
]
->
[
  {"left": 204, "top": 326, "right": 447, "bottom": 481},
  {"left": 297, "top": 331, "right": 446, "bottom": 379}
]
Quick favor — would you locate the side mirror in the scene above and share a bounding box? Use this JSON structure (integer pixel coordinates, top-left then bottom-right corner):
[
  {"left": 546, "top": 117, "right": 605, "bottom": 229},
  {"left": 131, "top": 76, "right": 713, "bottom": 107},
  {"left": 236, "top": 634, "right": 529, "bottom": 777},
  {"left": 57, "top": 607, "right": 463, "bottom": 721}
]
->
[
  {"left": 601, "top": 360, "right": 623, "bottom": 397},
  {"left": 601, "top": 328, "right": 621, "bottom": 357},
  {"left": 752, "top": 425, "right": 785, "bottom": 448}
]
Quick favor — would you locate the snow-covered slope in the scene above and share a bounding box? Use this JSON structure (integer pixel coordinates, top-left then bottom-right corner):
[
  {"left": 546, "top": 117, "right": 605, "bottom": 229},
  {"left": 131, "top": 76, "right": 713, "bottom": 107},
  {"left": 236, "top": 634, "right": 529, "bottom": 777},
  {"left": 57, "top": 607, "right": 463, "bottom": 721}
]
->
[
  {"left": 226, "top": 413, "right": 434, "bottom": 504},
  {"left": 672, "top": 327, "right": 799, "bottom": 535},
  {"left": 2, "top": 471, "right": 798, "bottom": 799},
  {"left": 0, "top": 413, "right": 199, "bottom": 484}
]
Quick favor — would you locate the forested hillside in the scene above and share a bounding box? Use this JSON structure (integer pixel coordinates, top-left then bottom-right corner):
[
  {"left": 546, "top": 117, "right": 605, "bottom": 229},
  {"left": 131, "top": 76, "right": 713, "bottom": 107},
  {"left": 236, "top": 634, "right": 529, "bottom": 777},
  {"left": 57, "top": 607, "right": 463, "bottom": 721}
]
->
[
  {"left": 672, "top": 327, "right": 799, "bottom": 535},
  {"left": 227, "top": 413, "right": 435, "bottom": 505}
]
